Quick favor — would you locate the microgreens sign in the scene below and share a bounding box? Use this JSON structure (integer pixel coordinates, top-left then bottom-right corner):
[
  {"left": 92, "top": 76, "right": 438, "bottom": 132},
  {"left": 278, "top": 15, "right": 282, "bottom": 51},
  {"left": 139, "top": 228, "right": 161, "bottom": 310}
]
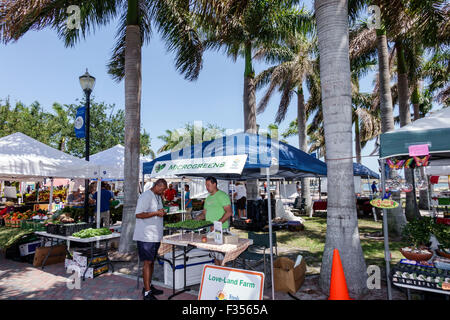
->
[
  {"left": 150, "top": 155, "right": 247, "bottom": 177},
  {"left": 164, "top": 121, "right": 280, "bottom": 176}
]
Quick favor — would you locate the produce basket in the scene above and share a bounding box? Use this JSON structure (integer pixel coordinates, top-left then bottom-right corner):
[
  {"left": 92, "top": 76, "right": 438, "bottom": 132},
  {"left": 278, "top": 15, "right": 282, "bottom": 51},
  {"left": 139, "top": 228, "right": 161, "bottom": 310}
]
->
[
  {"left": 10, "top": 219, "right": 22, "bottom": 228},
  {"left": 22, "top": 220, "right": 47, "bottom": 231},
  {"left": 436, "top": 247, "right": 450, "bottom": 259},
  {"left": 4, "top": 218, "right": 11, "bottom": 227},
  {"left": 400, "top": 248, "right": 433, "bottom": 262}
]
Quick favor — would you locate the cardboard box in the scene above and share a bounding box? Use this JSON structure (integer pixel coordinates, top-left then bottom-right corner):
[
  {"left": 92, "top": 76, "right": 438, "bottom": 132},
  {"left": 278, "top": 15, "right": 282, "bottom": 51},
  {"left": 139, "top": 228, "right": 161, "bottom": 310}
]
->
[
  {"left": 223, "top": 234, "right": 239, "bottom": 245},
  {"left": 33, "top": 245, "right": 67, "bottom": 267},
  {"left": 67, "top": 263, "right": 109, "bottom": 279},
  {"left": 65, "top": 258, "right": 79, "bottom": 269},
  {"left": 74, "top": 253, "right": 108, "bottom": 267},
  {"left": 273, "top": 256, "right": 307, "bottom": 294}
]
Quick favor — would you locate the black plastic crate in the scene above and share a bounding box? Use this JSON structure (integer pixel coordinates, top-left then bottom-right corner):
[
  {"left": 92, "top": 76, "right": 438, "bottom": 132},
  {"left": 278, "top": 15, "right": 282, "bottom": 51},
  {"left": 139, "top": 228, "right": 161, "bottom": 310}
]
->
[
  {"left": 46, "top": 223, "right": 61, "bottom": 235},
  {"left": 73, "top": 247, "right": 108, "bottom": 256},
  {"left": 59, "top": 222, "right": 91, "bottom": 236}
]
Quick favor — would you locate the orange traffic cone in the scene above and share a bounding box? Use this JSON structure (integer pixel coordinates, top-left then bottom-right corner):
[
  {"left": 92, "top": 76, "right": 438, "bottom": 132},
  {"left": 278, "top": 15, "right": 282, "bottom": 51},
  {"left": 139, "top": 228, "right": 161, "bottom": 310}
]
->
[{"left": 328, "top": 248, "right": 352, "bottom": 300}]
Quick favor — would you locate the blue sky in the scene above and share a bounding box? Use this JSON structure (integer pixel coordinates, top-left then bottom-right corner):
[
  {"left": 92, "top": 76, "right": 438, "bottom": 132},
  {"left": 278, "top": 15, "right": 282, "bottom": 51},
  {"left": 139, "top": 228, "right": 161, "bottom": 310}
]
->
[{"left": 0, "top": 2, "right": 419, "bottom": 174}]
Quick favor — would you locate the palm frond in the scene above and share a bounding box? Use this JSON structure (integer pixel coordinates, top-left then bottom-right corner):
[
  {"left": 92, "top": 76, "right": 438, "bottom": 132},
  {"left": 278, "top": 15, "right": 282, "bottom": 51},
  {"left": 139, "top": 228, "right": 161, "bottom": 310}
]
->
[{"left": 153, "top": 0, "right": 204, "bottom": 81}]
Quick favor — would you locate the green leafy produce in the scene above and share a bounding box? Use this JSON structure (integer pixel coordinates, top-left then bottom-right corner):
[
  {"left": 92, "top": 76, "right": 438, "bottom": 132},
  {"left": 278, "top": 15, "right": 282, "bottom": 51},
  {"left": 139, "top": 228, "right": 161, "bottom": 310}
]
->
[
  {"left": 0, "top": 226, "right": 35, "bottom": 249},
  {"left": 165, "top": 220, "right": 213, "bottom": 230},
  {"left": 72, "top": 228, "right": 112, "bottom": 238}
]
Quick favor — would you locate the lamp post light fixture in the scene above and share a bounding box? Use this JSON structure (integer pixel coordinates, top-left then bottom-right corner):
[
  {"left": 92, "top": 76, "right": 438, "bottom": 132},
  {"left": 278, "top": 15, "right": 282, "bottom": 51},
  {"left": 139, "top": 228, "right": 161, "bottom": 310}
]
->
[{"left": 79, "top": 69, "right": 95, "bottom": 223}]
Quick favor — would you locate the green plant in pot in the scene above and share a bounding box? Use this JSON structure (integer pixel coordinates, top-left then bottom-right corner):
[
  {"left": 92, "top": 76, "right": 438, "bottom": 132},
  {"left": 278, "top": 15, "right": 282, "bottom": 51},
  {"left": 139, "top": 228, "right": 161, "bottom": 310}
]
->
[{"left": 400, "top": 217, "right": 434, "bottom": 261}]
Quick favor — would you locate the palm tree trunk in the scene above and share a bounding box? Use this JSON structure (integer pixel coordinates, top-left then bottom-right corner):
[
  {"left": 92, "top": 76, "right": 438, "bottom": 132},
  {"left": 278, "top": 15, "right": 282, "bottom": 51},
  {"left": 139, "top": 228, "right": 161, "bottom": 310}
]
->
[
  {"left": 376, "top": 29, "right": 406, "bottom": 236},
  {"left": 243, "top": 41, "right": 258, "bottom": 200},
  {"left": 316, "top": 0, "right": 367, "bottom": 298},
  {"left": 412, "top": 84, "right": 421, "bottom": 121},
  {"left": 355, "top": 114, "right": 362, "bottom": 164},
  {"left": 376, "top": 32, "right": 394, "bottom": 133},
  {"left": 119, "top": 0, "right": 141, "bottom": 253},
  {"left": 297, "top": 88, "right": 312, "bottom": 215},
  {"left": 396, "top": 41, "right": 420, "bottom": 221},
  {"left": 396, "top": 42, "right": 411, "bottom": 127},
  {"left": 243, "top": 42, "right": 257, "bottom": 134}
]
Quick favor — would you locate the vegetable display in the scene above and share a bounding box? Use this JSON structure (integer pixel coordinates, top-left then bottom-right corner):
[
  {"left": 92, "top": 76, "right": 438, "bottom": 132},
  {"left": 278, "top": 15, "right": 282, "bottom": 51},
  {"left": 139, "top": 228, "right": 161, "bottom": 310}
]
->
[
  {"left": 165, "top": 220, "right": 213, "bottom": 230},
  {"left": 72, "top": 228, "right": 112, "bottom": 238}
]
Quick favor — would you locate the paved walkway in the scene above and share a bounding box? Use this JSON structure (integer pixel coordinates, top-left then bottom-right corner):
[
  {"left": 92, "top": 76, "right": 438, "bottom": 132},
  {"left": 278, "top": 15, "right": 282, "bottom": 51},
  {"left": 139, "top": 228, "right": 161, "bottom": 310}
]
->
[{"left": 0, "top": 257, "right": 197, "bottom": 300}]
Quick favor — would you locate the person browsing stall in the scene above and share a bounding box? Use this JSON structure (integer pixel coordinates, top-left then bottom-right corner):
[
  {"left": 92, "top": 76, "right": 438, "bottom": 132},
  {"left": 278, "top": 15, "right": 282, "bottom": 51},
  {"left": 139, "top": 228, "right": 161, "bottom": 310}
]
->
[
  {"left": 90, "top": 182, "right": 115, "bottom": 227},
  {"left": 133, "top": 179, "right": 168, "bottom": 300},
  {"left": 234, "top": 182, "right": 247, "bottom": 219},
  {"left": 184, "top": 184, "right": 193, "bottom": 219},
  {"left": 164, "top": 183, "right": 177, "bottom": 202},
  {"left": 195, "top": 176, "right": 232, "bottom": 265}
]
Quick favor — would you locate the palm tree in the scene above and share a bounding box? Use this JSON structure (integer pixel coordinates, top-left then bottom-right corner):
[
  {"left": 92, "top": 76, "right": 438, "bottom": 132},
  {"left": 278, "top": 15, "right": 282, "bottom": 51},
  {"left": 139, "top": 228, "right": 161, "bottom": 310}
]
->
[
  {"left": 157, "top": 123, "right": 225, "bottom": 153},
  {"left": 315, "top": 0, "right": 367, "bottom": 297},
  {"left": 254, "top": 28, "right": 316, "bottom": 215},
  {"left": 198, "top": 1, "right": 311, "bottom": 201},
  {"left": 1, "top": 0, "right": 205, "bottom": 253}
]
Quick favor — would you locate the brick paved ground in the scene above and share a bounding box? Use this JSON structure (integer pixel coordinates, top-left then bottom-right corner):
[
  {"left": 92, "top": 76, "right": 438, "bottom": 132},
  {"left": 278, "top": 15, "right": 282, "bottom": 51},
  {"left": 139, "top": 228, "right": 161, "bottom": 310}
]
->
[
  {"left": 0, "top": 254, "right": 408, "bottom": 300},
  {"left": 0, "top": 256, "right": 197, "bottom": 300}
]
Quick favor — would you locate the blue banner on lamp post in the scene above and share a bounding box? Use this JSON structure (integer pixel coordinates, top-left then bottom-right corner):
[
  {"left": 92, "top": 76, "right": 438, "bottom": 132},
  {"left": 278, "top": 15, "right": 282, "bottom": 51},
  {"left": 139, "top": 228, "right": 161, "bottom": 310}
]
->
[{"left": 74, "top": 106, "right": 86, "bottom": 138}]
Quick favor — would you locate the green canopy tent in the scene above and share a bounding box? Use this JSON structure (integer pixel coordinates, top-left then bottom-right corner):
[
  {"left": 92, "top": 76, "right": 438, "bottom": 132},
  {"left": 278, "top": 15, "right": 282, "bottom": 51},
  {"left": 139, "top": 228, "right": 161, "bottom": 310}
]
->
[
  {"left": 378, "top": 107, "right": 450, "bottom": 300},
  {"left": 380, "top": 107, "right": 450, "bottom": 160}
]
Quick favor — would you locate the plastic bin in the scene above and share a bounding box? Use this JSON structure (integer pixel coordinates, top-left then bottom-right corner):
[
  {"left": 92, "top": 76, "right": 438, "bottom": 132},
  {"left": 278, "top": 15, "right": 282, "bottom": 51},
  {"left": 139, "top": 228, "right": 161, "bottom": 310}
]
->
[
  {"left": 46, "top": 223, "right": 60, "bottom": 235},
  {"left": 19, "top": 240, "right": 41, "bottom": 256},
  {"left": 163, "top": 249, "right": 214, "bottom": 289},
  {"left": 59, "top": 222, "right": 90, "bottom": 236}
]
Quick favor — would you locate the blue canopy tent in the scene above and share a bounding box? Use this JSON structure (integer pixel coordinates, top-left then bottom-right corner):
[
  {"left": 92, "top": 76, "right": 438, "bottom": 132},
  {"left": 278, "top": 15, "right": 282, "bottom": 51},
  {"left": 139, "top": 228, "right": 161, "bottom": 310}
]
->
[
  {"left": 143, "top": 132, "right": 327, "bottom": 300},
  {"left": 143, "top": 132, "right": 327, "bottom": 179},
  {"left": 353, "top": 162, "right": 380, "bottom": 179}
]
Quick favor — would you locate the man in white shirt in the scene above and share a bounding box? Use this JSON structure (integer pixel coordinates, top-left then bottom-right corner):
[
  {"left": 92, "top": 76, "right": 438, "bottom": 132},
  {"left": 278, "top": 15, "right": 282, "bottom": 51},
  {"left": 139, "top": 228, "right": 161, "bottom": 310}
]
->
[
  {"left": 234, "top": 182, "right": 247, "bottom": 219},
  {"left": 133, "top": 178, "right": 168, "bottom": 300}
]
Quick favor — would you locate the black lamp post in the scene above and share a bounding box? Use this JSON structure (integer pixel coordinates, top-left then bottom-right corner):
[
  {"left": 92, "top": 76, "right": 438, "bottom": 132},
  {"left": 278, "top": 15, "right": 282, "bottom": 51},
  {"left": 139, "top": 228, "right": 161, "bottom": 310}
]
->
[{"left": 79, "top": 69, "right": 96, "bottom": 223}]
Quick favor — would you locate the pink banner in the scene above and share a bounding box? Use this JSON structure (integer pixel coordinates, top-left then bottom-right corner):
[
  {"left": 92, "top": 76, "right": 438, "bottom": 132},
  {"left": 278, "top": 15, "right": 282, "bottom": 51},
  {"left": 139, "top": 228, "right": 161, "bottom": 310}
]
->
[{"left": 408, "top": 144, "right": 429, "bottom": 156}]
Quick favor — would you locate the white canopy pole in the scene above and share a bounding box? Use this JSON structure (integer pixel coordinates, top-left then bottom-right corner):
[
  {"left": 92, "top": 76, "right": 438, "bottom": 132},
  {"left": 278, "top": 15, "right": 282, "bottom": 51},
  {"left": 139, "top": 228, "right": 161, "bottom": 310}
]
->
[
  {"left": 48, "top": 178, "right": 54, "bottom": 213},
  {"left": 231, "top": 180, "right": 235, "bottom": 218},
  {"left": 266, "top": 169, "right": 275, "bottom": 300},
  {"left": 97, "top": 179, "right": 101, "bottom": 229},
  {"left": 181, "top": 177, "right": 185, "bottom": 221},
  {"left": 96, "top": 179, "right": 101, "bottom": 248}
]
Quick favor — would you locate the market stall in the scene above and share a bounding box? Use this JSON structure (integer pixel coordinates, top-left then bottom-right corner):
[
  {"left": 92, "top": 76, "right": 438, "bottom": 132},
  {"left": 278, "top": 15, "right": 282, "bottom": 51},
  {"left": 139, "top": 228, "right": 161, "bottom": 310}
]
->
[
  {"left": 379, "top": 107, "right": 450, "bottom": 300},
  {"left": 89, "top": 144, "right": 153, "bottom": 181},
  {"left": 0, "top": 132, "right": 114, "bottom": 264},
  {"left": 143, "top": 132, "right": 328, "bottom": 300}
]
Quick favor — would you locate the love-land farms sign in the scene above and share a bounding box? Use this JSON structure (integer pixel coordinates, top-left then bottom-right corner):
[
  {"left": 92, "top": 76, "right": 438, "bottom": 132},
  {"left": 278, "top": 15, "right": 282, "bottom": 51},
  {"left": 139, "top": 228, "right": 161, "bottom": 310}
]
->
[
  {"left": 150, "top": 155, "right": 248, "bottom": 177},
  {"left": 198, "top": 265, "right": 264, "bottom": 300}
]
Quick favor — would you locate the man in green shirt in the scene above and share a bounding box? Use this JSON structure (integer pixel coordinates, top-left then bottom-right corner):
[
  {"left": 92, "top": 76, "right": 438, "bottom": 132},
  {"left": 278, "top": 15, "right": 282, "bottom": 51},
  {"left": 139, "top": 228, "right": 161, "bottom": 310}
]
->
[{"left": 195, "top": 176, "right": 232, "bottom": 265}]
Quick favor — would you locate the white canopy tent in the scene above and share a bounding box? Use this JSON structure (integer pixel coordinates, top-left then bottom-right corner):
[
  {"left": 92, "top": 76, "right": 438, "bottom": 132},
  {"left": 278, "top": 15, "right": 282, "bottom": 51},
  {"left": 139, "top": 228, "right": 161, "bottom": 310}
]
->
[
  {"left": 0, "top": 132, "right": 113, "bottom": 226},
  {"left": 0, "top": 132, "right": 104, "bottom": 180},
  {"left": 89, "top": 144, "right": 153, "bottom": 180}
]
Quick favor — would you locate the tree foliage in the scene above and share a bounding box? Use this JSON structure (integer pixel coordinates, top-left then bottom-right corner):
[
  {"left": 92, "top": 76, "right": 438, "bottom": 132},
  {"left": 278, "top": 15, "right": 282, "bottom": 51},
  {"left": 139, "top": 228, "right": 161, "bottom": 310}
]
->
[{"left": 0, "top": 97, "right": 154, "bottom": 157}]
